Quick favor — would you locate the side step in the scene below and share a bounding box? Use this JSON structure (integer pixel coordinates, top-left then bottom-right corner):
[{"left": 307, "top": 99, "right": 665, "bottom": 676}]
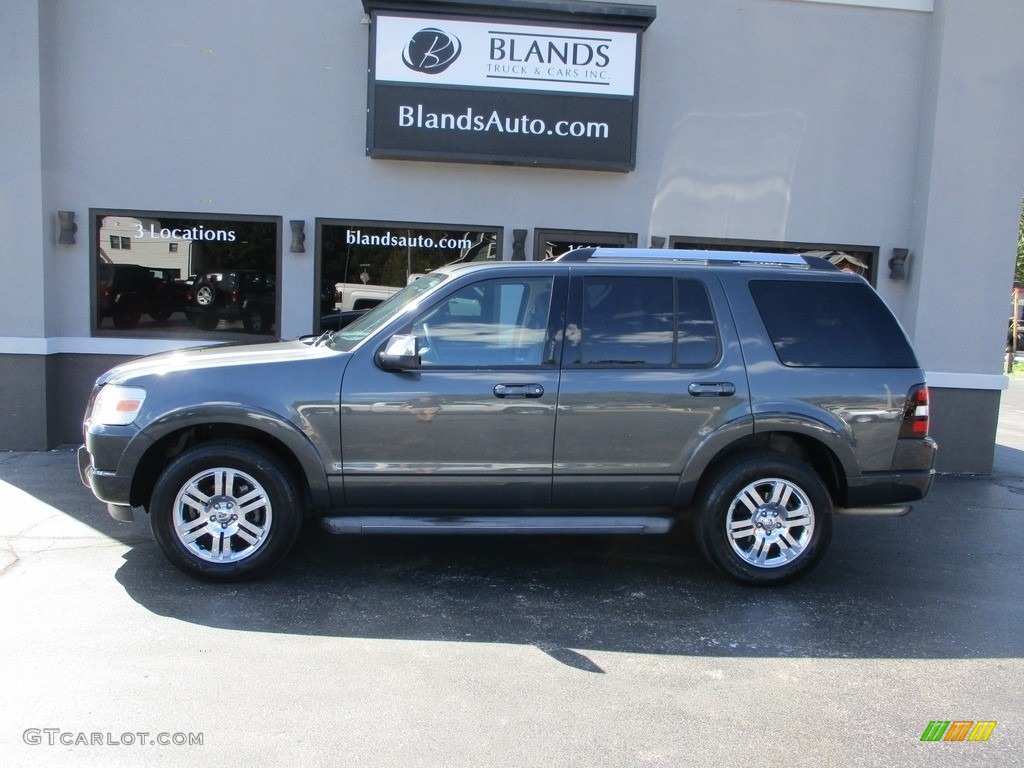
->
[
  {"left": 319, "top": 515, "right": 675, "bottom": 535},
  {"left": 835, "top": 505, "right": 912, "bottom": 517}
]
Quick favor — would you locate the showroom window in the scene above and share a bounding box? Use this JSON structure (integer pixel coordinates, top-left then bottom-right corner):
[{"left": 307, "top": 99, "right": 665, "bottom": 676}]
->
[
  {"left": 534, "top": 229, "right": 636, "bottom": 261},
  {"left": 92, "top": 211, "right": 281, "bottom": 338},
  {"left": 316, "top": 219, "right": 502, "bottom": 333},
  {"left": 669, "top": 236, "right": 878, "bottom": 285}
]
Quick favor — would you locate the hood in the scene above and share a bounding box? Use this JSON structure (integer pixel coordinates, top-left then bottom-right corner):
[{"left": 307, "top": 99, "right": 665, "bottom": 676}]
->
[{"left": 100, "top": 339, "right": 340, "bottom": 385}]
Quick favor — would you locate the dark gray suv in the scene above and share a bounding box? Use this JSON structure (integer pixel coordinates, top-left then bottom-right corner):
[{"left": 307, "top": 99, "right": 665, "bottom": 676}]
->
[{"left": 79, "top": 249, "right": 937, "bottom": 585}]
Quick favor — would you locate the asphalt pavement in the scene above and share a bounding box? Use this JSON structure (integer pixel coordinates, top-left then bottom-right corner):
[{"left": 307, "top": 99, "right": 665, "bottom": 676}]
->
[{"left": 0, "top": 379, "right": 1023, "bottom": 767}]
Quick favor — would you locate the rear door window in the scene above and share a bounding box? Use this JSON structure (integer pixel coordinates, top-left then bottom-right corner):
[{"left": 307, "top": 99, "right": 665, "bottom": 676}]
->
[
  {"left": 565, "top": 275, "right": 719, "bottom": 367},
  {"left": 749, "top": 280, "right": 917, "bottom": 368},
  {"left": 579, "top": 276, "right": 674, "bottom": 365}
]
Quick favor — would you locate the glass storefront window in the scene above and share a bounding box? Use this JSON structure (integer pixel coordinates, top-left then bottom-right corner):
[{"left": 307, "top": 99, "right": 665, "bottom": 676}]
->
[
  {"left": 316, "top": 219, "right": 502, "bottom": 333},
  {"left": 92, "top": 211, "right": 281, "bottom": 339},
  {"left": 533, "top": 228, "right": 636, "bottom": 261},
  {"left": 669, "top": 235, "right": 878, "bottom": 285}
]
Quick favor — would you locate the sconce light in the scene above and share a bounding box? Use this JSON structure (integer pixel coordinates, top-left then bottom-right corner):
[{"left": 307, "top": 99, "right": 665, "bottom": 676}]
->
[
  {"left": 512, "top": 229, "right": 527, "bottom": 261},
  {"left": 650, "top": 236, "right": 665, "bottom": 249},
  {"left": 289, "top": 220, "right": 306, "bottom": 253},
  {"left": 58, "top": 211, "right": 77, "bottom": 245},
  {"left": 889, "top": 248, "right": 909, "bottom": 280}
]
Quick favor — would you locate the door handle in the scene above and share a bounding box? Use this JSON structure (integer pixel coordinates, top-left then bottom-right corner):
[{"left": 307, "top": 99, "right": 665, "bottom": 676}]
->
[
  {"left": 493, "top": 383, "right": 544, "bottom": 399},
  {"left": 688, "top": 382, "right": 736, "bottom": 397}
]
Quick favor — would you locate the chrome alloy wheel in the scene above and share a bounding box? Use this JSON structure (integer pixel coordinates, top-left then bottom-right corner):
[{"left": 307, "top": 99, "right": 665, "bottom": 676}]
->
[
  {"left": 725, "top": 477, "right": 815, "bottom": 569},
  {"left": 172, "top": 467, "right": 273, "bottom": 563},
  {"left": 195, "top": 285, "right": 215, "bottom": 306}
]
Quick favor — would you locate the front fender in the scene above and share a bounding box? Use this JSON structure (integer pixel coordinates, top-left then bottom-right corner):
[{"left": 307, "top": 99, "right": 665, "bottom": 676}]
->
[{"left": 120, "top": 403, "right": 332, "bottom": 509}]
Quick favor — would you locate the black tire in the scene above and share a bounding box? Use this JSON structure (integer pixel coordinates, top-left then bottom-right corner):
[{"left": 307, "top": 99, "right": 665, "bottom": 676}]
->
[
  {"left": 112, "top": 297, "right": 142, "bottom": 329},
  {"left": 149, "top": 442, "right": 303, "bottom": 581},
  {"left": 193, "top": 312, "right": 220, "bottom": 331},
  {"left": 693, "top": 453, "right": 833, "bottom": 585},
  {"left": 149, "top": 309, "right": 172, "bottom": 323},
  {"left": 243, "top": 307, "right": 270, "bottom": 334}
]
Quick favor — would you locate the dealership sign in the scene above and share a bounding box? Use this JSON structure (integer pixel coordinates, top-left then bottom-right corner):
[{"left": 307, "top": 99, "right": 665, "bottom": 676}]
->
[{"left": 364, "top": 4, "right": 654, "bottom": 172}]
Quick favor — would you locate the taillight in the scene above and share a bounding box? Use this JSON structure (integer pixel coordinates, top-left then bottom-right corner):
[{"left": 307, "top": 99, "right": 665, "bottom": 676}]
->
[{"left": 900, "top": 384, "right": 930, "bottom": 438}]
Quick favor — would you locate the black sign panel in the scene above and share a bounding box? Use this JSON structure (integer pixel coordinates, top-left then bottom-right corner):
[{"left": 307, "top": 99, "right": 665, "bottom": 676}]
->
[
  {"left": 371, "top": 84, "right": 636, "bottom": 169},
  {"left": 364, "top": 9, "right": 653, "bottom": 172}
]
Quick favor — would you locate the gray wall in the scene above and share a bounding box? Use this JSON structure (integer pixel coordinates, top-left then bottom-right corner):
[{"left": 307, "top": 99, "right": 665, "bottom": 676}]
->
[
  {"left": 26, "top": 0, "right": 940, "bottom": 339},
  {"left": 3, "top": 0, "right": 1024, "bottom": 467},
  {"left": 1, "top": 2, "right": 46, "bottom": 340}
]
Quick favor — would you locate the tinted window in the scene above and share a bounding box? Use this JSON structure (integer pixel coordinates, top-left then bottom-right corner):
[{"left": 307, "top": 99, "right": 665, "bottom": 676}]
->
[
  {"left": 579, "top": 276, "right": 674, "bottom": 365},
  {"left": 750, "top": 280, "right": 917, "bottom": 368},
  {"left": 677, "top": 279, "right": 719, "bottom": 367}
]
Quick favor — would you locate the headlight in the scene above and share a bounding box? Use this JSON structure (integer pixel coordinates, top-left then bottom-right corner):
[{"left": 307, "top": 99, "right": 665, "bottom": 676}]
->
[{"left": 91, "top": 385, "right": 147, "bottom": 426}]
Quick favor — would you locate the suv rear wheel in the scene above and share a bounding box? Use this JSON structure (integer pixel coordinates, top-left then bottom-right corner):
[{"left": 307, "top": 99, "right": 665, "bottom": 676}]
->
[
  {"left": 149, "top": 442, "right": 303, "bottom": 581},
  {"left": 693, "top": 453, "right": 833, "bottom": 585}
]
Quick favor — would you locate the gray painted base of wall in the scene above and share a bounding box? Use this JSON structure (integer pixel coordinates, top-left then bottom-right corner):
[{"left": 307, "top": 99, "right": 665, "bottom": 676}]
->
[
  {"left": 0, "top": 355, "right": 51, "bottom": 450},
  {"left": 0, "top": 353, "right": 137, "bottom": 450},
  {"left": 0, "top": 354, "right": 1004, "bottom": 475},
  {"left": 928, "top": 386, "right": 1001, "bottom": 475}
]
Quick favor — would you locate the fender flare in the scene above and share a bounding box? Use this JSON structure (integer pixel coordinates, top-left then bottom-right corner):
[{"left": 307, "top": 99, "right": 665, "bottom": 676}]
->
[
  {"left": 672, "top": 413, "right": 857, "bottom": 509},
  {"left": 119, "top": 403, "right": 332, "bottom": 509}
]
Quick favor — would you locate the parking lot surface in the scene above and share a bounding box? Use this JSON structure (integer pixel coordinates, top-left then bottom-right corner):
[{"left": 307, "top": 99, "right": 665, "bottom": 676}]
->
[{"left": 1, "top": 380, "right": 1023, "bottom": 767}]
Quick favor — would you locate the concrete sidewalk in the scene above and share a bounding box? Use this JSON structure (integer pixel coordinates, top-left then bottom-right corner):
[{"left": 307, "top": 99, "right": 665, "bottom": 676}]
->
[
  {"left": 994, "top": 374, "right": 1024, "bottom": 478},
  {"left": 996, "top": 373, "right": 1024, "bottom": 441}
]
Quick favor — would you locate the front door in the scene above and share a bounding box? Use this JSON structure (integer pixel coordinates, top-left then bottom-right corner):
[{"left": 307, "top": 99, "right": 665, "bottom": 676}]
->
[{"left": 340, "top": 272, "right": 566, "bottom": 510}]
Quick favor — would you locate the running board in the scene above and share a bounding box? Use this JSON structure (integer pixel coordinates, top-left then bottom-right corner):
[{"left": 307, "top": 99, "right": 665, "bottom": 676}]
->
[
  {"left": 319, "top": 515, "right": 675, "bottom": 535},
  {"left": 835, "top": 505, "right": 912, "bottom": 517}
]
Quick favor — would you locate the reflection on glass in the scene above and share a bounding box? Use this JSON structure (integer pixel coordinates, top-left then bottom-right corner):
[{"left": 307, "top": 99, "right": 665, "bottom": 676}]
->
[
  {"left": 94, "top": 214, "right": 279, "bottom": 339},
  {"left": 318, "top": 222, "right": 500, "bottom": 333}
]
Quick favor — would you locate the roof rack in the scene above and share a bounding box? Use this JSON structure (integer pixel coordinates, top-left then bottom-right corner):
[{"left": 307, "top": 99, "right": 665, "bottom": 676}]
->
[{"left": 553, "top": 247, "right": 838, "bottom": 270}]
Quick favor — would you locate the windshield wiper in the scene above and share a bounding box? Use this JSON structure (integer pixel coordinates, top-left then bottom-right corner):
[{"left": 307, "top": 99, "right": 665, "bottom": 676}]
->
[{"left": 307, "top": 330, "right": 335, "bottom": 347}]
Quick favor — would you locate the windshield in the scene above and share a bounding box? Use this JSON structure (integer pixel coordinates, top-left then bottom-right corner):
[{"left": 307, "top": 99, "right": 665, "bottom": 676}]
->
[{"left": 328, "top": 274, "right": 447, "bottom": 352}]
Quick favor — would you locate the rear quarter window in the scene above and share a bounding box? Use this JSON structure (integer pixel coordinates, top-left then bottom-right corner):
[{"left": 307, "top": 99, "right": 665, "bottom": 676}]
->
[{"left": 749, "top": 279, "right": 917, "bottom": 368}]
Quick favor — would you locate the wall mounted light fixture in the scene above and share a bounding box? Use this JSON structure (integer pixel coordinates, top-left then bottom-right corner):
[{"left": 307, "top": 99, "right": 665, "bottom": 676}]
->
[
  {"left": 289, "top": 220, "right": 306, "bottom": 253},
  {"left": 58, "top": 211, "right": 77, "bottom": 245},
  {"left": 512, "top": 229, "right": 527, "bottom": 260},
  {"left": 889, "top": 248, "right": 909, "bottom": 280}
]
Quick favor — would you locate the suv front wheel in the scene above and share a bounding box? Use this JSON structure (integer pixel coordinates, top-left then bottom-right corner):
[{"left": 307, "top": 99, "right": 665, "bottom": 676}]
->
[
  {"left": 149, "top": 442, "right": 303, "bottom": 581},
  {"left": 694, "top": 453, "right": 833, "bottom": 585}
]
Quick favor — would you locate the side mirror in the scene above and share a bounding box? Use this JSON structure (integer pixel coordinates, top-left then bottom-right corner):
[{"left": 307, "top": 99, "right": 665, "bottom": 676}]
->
[{"left": 376, "top": 334, "right": 420, "bottom": 371}]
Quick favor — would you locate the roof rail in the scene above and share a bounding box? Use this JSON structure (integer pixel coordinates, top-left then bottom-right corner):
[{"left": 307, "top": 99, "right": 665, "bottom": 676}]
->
[{"left": 553, "top": 247, "right": 839, "bottom": 270}]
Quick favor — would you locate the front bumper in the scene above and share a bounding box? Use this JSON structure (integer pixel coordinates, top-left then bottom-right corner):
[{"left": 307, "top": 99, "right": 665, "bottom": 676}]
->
[{"left": 78, "top": 443, "right": 136, "bottom": 522}]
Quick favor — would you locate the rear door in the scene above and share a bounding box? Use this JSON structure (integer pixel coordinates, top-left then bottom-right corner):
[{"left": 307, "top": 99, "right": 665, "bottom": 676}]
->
[
  {"left": 340, "top": 269, "right": 568, "bottom": 510},
  {"left": 552, "top": 267, "right": 750, "bottom": 507}
]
